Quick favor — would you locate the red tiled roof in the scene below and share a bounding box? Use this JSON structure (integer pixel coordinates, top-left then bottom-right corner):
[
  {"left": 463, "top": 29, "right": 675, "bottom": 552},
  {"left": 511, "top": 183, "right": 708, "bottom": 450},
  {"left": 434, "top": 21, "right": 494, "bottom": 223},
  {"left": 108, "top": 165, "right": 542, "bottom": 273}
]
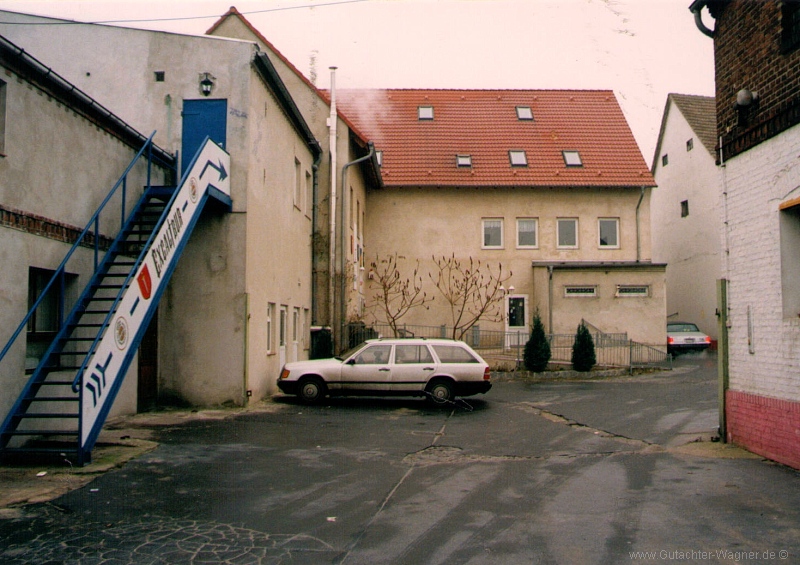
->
[{"left": 332, "top": 89, "right": 655, "bottom": 188}]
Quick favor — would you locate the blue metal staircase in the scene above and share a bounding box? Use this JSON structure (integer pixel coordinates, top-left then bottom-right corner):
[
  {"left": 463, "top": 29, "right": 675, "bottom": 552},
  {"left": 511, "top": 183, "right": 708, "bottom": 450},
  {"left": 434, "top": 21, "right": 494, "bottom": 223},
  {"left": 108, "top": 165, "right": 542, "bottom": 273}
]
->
[{"left": 0, "top": 134, "right": 231, "bottom": 465}]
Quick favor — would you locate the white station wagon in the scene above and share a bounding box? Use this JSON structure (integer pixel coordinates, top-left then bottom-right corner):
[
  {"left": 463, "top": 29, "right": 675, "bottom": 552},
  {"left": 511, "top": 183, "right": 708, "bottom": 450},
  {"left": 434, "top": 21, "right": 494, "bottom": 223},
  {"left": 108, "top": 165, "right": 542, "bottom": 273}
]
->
[{"left": 278, "top": 338, "right": 492, "bottom": 404}]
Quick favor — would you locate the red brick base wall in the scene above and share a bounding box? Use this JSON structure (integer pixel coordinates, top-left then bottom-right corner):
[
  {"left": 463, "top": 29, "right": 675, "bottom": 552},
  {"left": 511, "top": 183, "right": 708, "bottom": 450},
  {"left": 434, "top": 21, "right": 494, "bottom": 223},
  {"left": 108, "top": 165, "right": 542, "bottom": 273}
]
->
[{"left": 726, "top": 390, "right": 800, "bottom": 470}]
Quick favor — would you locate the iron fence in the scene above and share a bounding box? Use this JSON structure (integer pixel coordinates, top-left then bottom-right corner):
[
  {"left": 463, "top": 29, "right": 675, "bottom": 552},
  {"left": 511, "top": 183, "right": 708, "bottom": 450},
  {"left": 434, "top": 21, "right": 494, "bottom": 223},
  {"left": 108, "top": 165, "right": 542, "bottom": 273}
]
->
[{"left": 344, "top": 322, "right": 671, "bottom": 372}]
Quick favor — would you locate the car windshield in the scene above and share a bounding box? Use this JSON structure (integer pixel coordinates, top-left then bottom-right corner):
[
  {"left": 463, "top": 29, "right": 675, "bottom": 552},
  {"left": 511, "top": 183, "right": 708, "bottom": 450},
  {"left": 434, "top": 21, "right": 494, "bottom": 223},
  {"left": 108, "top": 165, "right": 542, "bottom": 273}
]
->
[
  {"left": 667, "top": 323, "right": 701, "bottom": 333},
  {"left": 336, "top": 343, "right": 370, "bottom": 361}
]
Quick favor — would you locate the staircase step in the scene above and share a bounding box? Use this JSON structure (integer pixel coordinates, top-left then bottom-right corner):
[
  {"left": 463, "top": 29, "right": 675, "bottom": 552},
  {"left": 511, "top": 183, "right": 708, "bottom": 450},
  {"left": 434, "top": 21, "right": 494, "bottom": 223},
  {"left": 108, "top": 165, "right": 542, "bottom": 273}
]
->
[
  {"left": 26, "top": 397, "right": 78, "bottom": 402},
  {"left": 1, "top": 431, "right": 77, "bottom": 436},
  {"left": 17, "top": 413, "right": 79, "bottom": 419}
]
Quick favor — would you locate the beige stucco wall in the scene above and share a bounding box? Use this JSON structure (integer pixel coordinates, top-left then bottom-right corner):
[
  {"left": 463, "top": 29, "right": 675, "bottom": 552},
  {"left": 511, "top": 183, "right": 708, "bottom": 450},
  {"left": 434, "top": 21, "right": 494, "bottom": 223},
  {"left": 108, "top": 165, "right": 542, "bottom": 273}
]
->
[
  {"left": 243, "top": 74, "right": 314, "bottom": 399},
  {"left": 651, "top": 102, "right": 722, "bottom": 339},
  {"left": 0, "top": 63, "right": 167, "bottom": 421},
  {"left": 363, "top": 184, "right": 665, "bottom": 346}
]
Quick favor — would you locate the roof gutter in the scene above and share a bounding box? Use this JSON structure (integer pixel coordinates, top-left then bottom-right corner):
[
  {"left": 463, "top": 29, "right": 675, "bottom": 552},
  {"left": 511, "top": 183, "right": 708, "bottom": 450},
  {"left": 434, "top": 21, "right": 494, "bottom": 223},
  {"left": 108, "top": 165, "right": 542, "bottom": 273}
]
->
[
  {"left": 689, "top": 0, "right": 715, "bottom": 38},
  {"left": 0, "top": 35, "right": 174, "bottom": 170}
]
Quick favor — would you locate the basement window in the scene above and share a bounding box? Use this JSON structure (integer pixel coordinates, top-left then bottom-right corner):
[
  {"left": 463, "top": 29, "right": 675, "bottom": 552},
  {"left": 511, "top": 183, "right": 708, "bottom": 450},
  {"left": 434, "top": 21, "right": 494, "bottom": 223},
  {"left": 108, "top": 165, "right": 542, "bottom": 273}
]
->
[
  {"left": 418, "top": 105, "right": 434, "bottom": 120},
  {"left": 616, "top": 285, "right": 649, "bottom": 297},
  {"left": 509, "top": 150, "right": 528, "bottom": 167},
  {"left": 516, "top": 106, "right": 533, "bottom": 120},
  {"left": 563, "top": 150, "right": 583, "bottom": 167},
  {"left": 456, "top": 154, "right": 472, "bottom": 167},
  {"left": 565, "top": 286, "right": 597, "bottom": 297}
]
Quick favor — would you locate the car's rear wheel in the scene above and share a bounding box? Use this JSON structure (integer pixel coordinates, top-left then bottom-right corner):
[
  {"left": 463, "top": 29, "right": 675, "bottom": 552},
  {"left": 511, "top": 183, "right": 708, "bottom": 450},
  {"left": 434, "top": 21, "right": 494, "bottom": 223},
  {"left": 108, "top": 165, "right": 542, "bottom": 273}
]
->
[
  {"left": 426, "top": 379, "right": 454, "bottom": 405},
  {"left": 298, "top": 376, "right": 326, "bottom": 404}
]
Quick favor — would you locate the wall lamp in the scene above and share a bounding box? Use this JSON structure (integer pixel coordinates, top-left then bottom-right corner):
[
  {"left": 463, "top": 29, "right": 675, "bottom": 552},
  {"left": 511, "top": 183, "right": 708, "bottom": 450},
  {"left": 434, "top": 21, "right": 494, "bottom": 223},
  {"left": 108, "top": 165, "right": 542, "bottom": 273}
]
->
[
  {"left": 199, "top": 72, "right": 215, "bottom": 97},
  {"left": 735, "top": 88, "right": 758, "bottom": 108}
]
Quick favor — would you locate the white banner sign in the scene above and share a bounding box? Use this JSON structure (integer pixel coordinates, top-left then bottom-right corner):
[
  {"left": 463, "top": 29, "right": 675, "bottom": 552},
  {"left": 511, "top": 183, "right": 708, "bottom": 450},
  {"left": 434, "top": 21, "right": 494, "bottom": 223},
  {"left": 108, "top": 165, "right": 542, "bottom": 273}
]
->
[{"left": 81, "top": 139, "right": 230, "bottom": 445}]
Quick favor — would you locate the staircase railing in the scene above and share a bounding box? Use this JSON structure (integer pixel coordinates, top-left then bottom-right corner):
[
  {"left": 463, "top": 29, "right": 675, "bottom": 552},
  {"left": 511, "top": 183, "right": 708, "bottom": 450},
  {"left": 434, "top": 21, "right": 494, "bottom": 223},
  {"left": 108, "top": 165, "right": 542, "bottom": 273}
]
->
[{"left": 0, "top": 132, "right": 170, "bottom": 380}]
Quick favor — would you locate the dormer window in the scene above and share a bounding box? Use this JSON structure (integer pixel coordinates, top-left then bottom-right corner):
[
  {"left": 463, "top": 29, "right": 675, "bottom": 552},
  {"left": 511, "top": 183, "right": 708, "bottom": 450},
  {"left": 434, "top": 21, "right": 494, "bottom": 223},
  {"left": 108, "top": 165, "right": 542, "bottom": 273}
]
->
[
  {"left": 562, "top": 150, "right": 583, "bottom": 167},
  {"left": 509, "top": 150, "right": 528, "bottom": 167},
  {"left": 456, "top": 154, "right": 472, "bottom": 167},
  {"left": 418, "top": 105, "right": 434, "bottom": 120},
  {"left": 516, "top": 106, "right": 533, "bottom": 120},
  {"left": 376, "top": 150, "right": 383, "bottom": 166}
]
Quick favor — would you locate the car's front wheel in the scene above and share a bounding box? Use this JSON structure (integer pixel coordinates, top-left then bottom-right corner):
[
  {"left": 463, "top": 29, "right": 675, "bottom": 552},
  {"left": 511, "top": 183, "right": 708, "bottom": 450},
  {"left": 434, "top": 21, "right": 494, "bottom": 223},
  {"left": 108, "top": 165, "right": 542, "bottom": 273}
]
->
[
  {"left": 426, "top": 379, "right": 454, "bottom": 405},
  {"left": 298, "top": 376, "right": 327, "bottom": 404}
]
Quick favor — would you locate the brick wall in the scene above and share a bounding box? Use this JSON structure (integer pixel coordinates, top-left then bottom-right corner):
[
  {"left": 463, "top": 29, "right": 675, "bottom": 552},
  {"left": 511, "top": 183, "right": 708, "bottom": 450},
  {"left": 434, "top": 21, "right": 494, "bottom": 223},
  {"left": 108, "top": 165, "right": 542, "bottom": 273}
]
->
[
  {"left": 727, "top": 390, "right": 800, "bottom": 469},
  {"left": 713, "top": 1, "right": 800, "bottom": 160},
  {"left": 0, "top": 204, "right": 111, "bottom": 250}
]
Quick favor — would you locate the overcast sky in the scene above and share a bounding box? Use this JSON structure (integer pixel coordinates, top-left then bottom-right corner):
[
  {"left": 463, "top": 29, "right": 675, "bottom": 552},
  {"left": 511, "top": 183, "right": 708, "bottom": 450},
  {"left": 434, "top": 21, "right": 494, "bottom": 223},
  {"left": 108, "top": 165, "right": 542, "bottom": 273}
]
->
[{"left": 0, "top": 0, "right": 716, "bottom": 165}]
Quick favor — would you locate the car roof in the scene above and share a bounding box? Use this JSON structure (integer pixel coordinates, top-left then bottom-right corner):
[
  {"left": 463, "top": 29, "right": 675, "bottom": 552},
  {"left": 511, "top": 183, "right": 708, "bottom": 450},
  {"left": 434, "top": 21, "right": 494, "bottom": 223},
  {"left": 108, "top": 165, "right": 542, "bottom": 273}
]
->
[{"left": 363, "top": 338, "right": 464, "bottom": 345}]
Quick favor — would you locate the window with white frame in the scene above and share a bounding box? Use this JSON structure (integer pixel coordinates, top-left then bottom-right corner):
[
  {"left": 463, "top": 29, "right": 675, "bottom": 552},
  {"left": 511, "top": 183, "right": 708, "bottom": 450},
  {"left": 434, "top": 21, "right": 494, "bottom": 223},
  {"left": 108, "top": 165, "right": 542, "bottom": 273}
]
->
[
  {"left": 557, "top": 218, "right": 578, "bottom": 248},
  {"left": 565, "top": 286, "right": 597, "bottom": 297},
  {"left": 562, "top": 150, "right": 583, "bottom": 167},
  {"left": 456, "top": 154, "right": 472, "bottom": 167},
  {"left": 516, "top": 106, "right": 533, "bottom": 120},
  {"left": 509, "top": 150, "right": 528, "bottom": 167},
  {"left": 294, "top": 158, "right": 302, "bottom": 210},
  {"left": 598, "top": 218, "right": 619, "bottom": 248},
  {"left": 517, "top": 218, "right": 538, "bottom": 248},
  {"left": 418, "top": 105, "right": 434, "bottom": 120},
  {"left": 267, "top": 302, "right": 276, "bottom": 353},
  {"left": 482, "top": 218, "right": 504, "bottom": 249}
]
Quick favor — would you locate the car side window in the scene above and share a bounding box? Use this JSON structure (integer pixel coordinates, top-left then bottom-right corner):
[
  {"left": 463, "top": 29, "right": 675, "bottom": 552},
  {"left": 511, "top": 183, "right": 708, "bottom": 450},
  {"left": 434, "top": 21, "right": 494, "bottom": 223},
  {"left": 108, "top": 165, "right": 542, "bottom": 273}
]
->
[
  {"left": 395, "top": 345, "right": 434, "bottom": 364},
  {"left": 353, "top": 344, "right": 392, "bottom": 365},
  {"left": 432, "top": 345, "right": 479, "bottom": 363}
]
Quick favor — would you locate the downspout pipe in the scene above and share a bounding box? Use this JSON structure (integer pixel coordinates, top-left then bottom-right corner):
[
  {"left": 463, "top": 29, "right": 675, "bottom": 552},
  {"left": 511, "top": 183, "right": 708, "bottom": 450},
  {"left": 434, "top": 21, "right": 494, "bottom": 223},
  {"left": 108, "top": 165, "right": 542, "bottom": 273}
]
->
[
  {"left": 328, "top": 67, "right": 338, "bottom": 345},
  {"left": 635, "top": 186, "right": 645, "bottom": 262},
  {"left": 311, "top": 148, "right": 322, "bottom": 325},
  {"left": 689, "top": 1, "right": 715, "bottom": 38},
  {"left": 339, "top": 141, "right": 376, "bottom": 349}
]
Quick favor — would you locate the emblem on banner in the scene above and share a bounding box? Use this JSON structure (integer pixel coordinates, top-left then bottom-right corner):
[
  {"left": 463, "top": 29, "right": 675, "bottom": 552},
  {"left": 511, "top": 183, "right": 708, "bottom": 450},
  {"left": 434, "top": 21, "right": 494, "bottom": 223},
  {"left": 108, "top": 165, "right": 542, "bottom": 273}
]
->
[
  {"left": 190, "top": 177, "right": 199, "bottom": 203},
  {"left": 114, "top": 317, "right": 129, "bottom": 350},
  {"left": 137, "top": 264, "right": 153, "bottom": 300}
]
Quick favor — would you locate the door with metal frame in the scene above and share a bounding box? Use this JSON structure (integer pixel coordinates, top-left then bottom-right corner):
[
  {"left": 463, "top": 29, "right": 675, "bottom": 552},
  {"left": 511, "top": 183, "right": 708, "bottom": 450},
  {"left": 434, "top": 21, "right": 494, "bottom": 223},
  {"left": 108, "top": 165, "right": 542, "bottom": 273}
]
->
[
  {"left": 181, "top": 99, "right": 227, "bottom": 176},
  {"left": 506, "top": 295, "right": 529, "bottom": 349}
]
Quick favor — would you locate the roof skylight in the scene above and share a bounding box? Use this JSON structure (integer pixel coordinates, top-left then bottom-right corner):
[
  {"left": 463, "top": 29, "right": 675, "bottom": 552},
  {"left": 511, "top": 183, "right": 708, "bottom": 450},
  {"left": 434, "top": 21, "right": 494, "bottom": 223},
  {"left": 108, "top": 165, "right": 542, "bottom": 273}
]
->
[
  {"left": 516, "top": 106, "right": 533, "bottom": 120},
  {"left": 509, "top": 150, "right": 528, "bottom": 167},
  {"left": 562, "top": 150, "right": 583, "bottom": 167},
  {"left": 456, "top": 154, "right": 472, "bottom": 167},
  {"left": 418, "top": 105, "right": 434, "bottom": 120}
]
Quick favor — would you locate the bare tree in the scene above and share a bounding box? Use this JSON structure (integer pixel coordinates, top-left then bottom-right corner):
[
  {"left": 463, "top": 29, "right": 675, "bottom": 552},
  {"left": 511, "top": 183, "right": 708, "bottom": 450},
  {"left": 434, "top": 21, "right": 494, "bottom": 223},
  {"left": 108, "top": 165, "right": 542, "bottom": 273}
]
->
[
  {"left": 368, "top": 254, "right": 433, "bottom": 337},
  {"left": 430, "top": 254, "right": 511, "bottom": 340}
]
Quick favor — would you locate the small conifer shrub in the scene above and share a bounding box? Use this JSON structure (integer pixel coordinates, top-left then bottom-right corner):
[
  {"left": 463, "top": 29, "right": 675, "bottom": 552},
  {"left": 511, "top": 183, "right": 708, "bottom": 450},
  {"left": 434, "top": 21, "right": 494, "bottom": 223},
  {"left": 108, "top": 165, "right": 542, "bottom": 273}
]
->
[
  {"left": 524, "top": 311, "right": 551, "bottom": 372},
  {"left": 571, "top": 321, "right": 596, "bottom": 372}
]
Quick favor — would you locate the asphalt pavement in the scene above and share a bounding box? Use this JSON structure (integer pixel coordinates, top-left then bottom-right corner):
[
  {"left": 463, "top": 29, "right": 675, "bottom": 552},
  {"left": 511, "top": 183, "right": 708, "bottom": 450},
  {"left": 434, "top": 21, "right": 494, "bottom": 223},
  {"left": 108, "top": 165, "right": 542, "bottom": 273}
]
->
[{"left": 2, "top": 351, "right": 800, "bottom": 564}]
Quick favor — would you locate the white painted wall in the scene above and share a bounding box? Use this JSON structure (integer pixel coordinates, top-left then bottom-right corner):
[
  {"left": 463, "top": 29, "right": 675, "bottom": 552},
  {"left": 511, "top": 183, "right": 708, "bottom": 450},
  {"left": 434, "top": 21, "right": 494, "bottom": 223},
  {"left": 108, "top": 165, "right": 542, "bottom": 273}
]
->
[
  {"left": 722, "top": 125, "right": 800, "bottom": 402},
  {"left": 652, "top": 100, "right": 722, "bottom": 339}
]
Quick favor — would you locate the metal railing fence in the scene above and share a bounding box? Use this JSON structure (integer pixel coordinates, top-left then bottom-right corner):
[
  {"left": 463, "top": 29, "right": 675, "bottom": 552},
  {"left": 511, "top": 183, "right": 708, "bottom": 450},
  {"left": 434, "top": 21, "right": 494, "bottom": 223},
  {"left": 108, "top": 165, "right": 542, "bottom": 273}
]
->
[{"left": 344, "top": 322, "right": 671, "bottom": 372}]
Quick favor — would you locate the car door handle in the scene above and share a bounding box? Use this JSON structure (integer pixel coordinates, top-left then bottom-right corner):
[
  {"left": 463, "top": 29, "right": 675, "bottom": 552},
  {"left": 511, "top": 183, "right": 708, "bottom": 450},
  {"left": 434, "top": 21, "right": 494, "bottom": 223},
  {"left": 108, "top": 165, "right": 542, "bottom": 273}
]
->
[
  {"left": 379, "top": 368, "right": 390, "bottom": 372},
  {"left": 423, "top": 367, "right": 435, "bottom": 371}
]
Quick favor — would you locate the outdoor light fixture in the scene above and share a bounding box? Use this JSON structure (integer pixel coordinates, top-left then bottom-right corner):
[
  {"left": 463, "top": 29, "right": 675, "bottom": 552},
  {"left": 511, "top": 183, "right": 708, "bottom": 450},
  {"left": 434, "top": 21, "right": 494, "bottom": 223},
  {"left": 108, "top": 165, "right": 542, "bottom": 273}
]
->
[
  {"left": 199, "top": 72, "right": 215, "bottom": 97},
  {"left": 735, "top": 88, "right": 758, "bottom": 108}
]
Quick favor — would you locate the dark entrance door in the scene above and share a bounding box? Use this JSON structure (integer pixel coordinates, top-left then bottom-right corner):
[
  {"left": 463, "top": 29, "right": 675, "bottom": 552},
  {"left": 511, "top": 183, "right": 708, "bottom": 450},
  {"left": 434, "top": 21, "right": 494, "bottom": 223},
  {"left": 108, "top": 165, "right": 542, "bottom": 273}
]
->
[
  {"left": 138, "top": 314, "right": 158, "bottom": 412},
  {"left": 181, "top": 99, "right": 227, "bottom": 176}
]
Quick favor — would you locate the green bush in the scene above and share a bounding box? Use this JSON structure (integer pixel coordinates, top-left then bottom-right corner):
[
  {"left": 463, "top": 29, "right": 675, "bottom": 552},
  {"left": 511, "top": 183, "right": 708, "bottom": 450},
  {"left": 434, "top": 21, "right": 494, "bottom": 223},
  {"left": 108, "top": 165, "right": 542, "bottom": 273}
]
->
[
  {"left": 524, "top": 311, "right": 551, "bottom": 372},
  {"left": 571, "top": 321, "right": 596, "bottom": 372}
]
